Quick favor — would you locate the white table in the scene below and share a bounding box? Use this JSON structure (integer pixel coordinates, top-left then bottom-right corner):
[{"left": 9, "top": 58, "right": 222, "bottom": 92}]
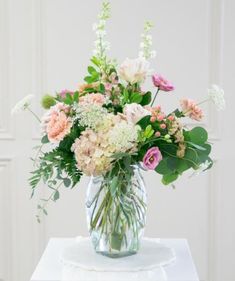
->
[{"left": 30, "top": 238, "right": 199, "bottom": 281}]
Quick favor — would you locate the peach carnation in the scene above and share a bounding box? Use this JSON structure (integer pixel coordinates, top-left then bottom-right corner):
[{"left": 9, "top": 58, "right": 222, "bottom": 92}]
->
[
  {"left": 42, "top": 103, "right": 72, "bottom": 143},
  {"left": 180, "top": 99, "right": 203, "bottom": 121}
]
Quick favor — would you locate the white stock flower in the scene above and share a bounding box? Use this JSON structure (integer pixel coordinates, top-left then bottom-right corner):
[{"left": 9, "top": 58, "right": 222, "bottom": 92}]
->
[
  {"left": 138, "top": 21, "right": 156, "bottom": 60},
  {"left": 92, "top": 2, "right": 110, "bottom": 59},
  {"left": 119, "top": 57, "right": 150, "bottom": 84},
  {"left": 124, "top": 103, "right": 150, "bottom": 124},
  {"left": 11, "top": 94, "right": 34, "bottom": 115},
  {"left": 208, "top": 84, "right": 225, "bottom": 111}
]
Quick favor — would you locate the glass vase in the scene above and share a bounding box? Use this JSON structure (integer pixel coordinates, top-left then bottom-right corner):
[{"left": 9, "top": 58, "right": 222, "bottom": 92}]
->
[{"left": 86, "top": 165, "right": 147, "bottom": 258}]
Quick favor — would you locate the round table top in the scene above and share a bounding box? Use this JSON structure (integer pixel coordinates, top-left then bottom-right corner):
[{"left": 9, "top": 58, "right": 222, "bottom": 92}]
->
[{"left": 61, "top": 237, "right": 176, "bottom": 272}]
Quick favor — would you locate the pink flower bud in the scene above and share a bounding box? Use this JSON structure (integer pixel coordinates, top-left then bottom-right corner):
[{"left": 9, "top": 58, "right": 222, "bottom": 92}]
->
[
  {"left": 160, "top": 123, "right": 166, "bottom": 129},
  {"left": 157, "top": 115, "right": 164, "bottom": 121},
  {"left": 167, "top": 115, "right": 175, "bottom": 121}
]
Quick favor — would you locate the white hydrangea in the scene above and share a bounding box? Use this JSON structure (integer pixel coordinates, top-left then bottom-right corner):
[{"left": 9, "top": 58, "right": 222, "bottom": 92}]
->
[
  {"left": 74, "top": 104, "right": 108, "bottom": 130},
  {"left": 11, "top": 94, "right": 34, "bottom": 115},
  {"left": 138, "top": 21, "right": 156, "bottom": 60},
  {"left": 108, "top": 121, "right": 140, "bottom": 152},
  {"left": 208, "top": 84, "right": 225, "bottom": 111}
]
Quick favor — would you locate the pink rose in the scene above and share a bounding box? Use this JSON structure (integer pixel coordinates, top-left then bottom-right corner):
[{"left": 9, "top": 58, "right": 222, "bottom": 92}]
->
[
  {"left": 143, "top": 147, "right": 162, "bottom": 170},
  {"left": 180, "top": 99, "right": 203, "bottom": 121},
  {"left": 124, "top": 103, "right": 150, "bottom": 124},
  {"left": 152, "top": 74, "right": 175, "bottom": 92}
]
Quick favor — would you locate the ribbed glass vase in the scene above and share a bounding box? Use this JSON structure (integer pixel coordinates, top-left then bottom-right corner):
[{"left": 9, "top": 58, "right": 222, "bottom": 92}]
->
[{"left": 86, "top": 165, "right": 147, "bottom": 258}]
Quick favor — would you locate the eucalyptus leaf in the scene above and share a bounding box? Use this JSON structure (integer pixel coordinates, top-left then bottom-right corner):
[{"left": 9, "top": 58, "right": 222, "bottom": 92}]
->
[{"left": 189, "top": 127, "right": 208, "bottom": 144}]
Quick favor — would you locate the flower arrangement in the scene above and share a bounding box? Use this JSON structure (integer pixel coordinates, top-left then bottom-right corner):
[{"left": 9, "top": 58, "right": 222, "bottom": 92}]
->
[{"left": 12, "top": 1, "right": 225, "bottom": 256}]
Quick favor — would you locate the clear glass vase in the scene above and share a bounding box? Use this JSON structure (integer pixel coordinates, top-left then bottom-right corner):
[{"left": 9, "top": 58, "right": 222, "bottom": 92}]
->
[{"left": 86, "top": 165, "right": 147, "bottom": 258}]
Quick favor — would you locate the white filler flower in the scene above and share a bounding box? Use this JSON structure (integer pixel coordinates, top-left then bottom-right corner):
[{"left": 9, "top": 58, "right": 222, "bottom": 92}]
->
[
  {"left": 208, "top": 84, "right": 225, "bottom": 111},
  {"left": 11, "top": 94, "right": 34, "bottom": 115}
]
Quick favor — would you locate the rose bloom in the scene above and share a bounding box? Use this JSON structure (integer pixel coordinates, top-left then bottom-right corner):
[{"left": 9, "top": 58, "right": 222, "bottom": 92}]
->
[
  {"left": 42, "top": 103, "right": 72, "bottom": 143},
  {"left": 123, "top": 103, "right": 150, "bottom": 124},
  {"left": 143, "top": 147, "right": 162, "bottom": 170},
  {"left": 180, "top": 99, "right": 203, "bottom": 121},
  {"left": 119, "top": 57, "right": 150, "bottom": 84},
  {"left": 152, "top": 74, "right": 174, "bottom": 92},
  {"left": 79, "top": 93, "right": 106, "bottom": 106}
]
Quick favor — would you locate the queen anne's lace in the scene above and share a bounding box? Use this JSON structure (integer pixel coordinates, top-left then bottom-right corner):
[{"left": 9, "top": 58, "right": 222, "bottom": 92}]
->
[
  {"left": 11, "top": 94, "right": 34, "bottom": 115},
  {"left": 108, "top": 121, "right": 140, "bottom": 152},
  {"left": 208, "top": 84, "right": 226, "bottom": 111}
]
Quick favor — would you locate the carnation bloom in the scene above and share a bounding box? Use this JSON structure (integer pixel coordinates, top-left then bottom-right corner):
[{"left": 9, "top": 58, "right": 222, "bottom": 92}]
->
[
  {"left": 79, "top": 93, "right": 106, "bottom": 106},
  {"left": 143, "top": 147, "right": 162, "bottom": 170},
  {"left": 123, "top": 103, "right": 150, "bottom": 124},
  {"left": 152, "top": 74, "right": 174, "bottom": 92},
  {"left": 119, "top": 57, "right": 150, "bottom": 84},
  {"left": 208, "top": 84, "right": 225, "bottom": 111},
  {"left": 41, "top": 103, "right": 71, "bottom": 143},
  {"left": 180, "top": 99, "right": 203, "bottom": 121}
]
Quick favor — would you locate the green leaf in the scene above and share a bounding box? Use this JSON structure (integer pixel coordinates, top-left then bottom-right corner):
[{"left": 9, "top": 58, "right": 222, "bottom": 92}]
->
[
  {"left": 88, "top": 66, "right": 97, "bottom": 75},
  {"left": 91, "top": 56, "right": 101, "bottom": 67},
  {"left": 176, "top": 159, "right": 190, "bottom": 174},
  {"left": 64, "top": 93, "right": 73, "bottom": 105},
  {"left": 162, "top": 173, "right": 178, "bottom": 185},
  {"left": 186, "top": 141, "right": 207, "bottom": 151},
  {"left": 73, "top": 91, "right": 79, "bottom": 102},
  {"left": 123, "top": 89, "right": 129, "bottom": 103},
  {"left": 172, "top": 108, "right": 184, "bottom": 118},
  {"left": 63, "top": 178, "right": 71, "bottom": 188},
  {"left": 144, "top": 125, "right": 154, "bottom": 139},
  {"left": 137, "top": 115, "right": 151, "bottom": 129},
  {"left": 189, "top": 127, "right": 208, "bottom": 144},
  {"left": 129, "top": 92, "right": 143, "bottom": 104},
  {"left": 43, "top": 209, "right": 48, "bottom": 215},
  {"left": 53, "top": 191, "right": 60, "bottom": 201},
  {"left": 155, "top": 158, "right": 172, "bottom": 175},
  {"left": 84, "top": 76, "right": 93, "bottom": 83},
  {"left": 41, "top": 135, "right": 49, "bottom": 144},
  {"left": 98, "top": 83, "right": 105, "bottom": 93},
  {"left": 183, "top": 147, "right": 200, "bottom": 167},
  {"left": 141, "top": 91, "right": 152, "bottom": 106},
  {"left": 110, "top": 176, "right": 119, "bottom": 197}
]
